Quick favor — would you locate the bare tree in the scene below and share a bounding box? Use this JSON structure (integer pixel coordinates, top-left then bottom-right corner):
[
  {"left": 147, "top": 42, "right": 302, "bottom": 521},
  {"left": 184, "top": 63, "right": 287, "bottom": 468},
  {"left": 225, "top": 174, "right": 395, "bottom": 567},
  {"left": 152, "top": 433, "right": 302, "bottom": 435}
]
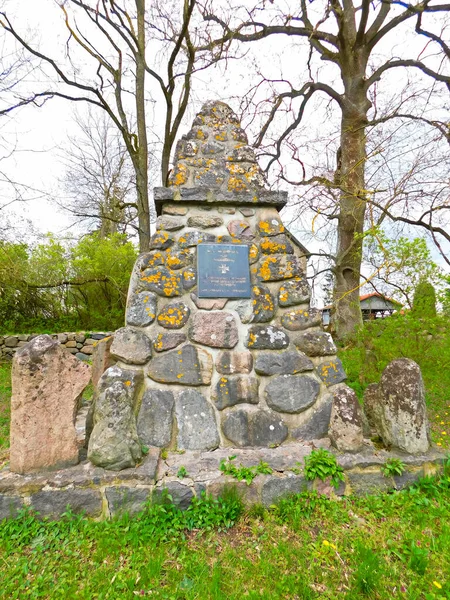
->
[
  {"left": 59, "top": 108, "right": 139, "bottom": 237},
  {"left": 0, "top": 0, "right": 221, "bottom": 251},
  {"left": 204, "top": 0, "right": 450, "bottom": 339}
]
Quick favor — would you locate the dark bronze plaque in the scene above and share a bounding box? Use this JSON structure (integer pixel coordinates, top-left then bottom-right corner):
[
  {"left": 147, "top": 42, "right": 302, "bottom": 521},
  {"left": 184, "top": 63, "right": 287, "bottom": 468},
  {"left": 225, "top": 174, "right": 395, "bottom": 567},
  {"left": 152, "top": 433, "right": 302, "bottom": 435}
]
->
[{"left": 197, "top": 243, "right": 251, "bottom": 298}]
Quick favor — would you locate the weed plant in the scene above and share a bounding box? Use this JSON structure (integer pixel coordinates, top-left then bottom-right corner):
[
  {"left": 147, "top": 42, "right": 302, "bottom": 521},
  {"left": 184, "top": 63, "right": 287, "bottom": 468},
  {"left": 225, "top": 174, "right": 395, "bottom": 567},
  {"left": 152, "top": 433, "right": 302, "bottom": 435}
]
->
[
  {"left": 303, "top": 448, "right": 345, "bottom": 488},
  {"left": 381, "top": 458, "right": 406, "bottom": 478},
  {"left": 219, "top": 455, "right": 273, "bottom": 485}
]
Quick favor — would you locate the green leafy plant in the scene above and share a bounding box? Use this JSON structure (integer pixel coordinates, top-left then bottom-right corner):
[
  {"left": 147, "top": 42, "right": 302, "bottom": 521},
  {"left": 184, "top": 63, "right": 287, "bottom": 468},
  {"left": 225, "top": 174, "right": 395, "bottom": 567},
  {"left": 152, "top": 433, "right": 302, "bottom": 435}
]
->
[
  {"left": 381, "top": 458, "right": 406, "bottom": 477},
  {"left": 353, "top": 543, "right": 383, "bottom": 595},
  {"left": 177, "top": 466, "right": 189, "bottom": 479},
  {"left": 290, "top": 462, "right": 303, "bottom": 475},
  {"left": 219, "top": 455, "right": 273, "bottom": 485},
  {"left": 303, "top": 449, "right": 344, "bottom": 489}
]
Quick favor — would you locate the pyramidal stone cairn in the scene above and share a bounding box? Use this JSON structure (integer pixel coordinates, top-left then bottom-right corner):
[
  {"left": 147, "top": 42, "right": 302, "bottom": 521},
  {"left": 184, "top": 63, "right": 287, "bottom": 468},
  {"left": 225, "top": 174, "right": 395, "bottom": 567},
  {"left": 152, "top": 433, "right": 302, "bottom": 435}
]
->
[{"left": 87, "top": 101, "right": 351, "bottom": 470}]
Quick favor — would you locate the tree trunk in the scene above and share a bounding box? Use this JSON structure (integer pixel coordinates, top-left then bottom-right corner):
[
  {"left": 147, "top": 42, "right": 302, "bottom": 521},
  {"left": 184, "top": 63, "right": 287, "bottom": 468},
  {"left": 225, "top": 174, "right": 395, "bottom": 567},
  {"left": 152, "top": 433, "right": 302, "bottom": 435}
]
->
[
  {"left": 135, "top": 0, "right": 151, "bottom": 252},
  {"left": 332, "top": 56, "right": 370, "bottom": 340}
]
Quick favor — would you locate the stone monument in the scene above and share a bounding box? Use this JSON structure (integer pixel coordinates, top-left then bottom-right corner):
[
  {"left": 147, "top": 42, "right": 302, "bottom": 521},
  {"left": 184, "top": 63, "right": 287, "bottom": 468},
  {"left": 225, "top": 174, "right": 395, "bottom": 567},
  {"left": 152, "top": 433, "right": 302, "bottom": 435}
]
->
[{"left": 88, "top": 100, "right": 348, "bottom": 469}]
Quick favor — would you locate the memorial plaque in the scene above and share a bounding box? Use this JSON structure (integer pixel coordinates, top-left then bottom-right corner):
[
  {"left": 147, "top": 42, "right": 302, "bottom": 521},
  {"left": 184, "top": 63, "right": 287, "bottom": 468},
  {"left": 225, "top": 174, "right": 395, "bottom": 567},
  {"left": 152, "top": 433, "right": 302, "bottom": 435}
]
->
[{"left": 197, "top": 243, "right": 251, "bottom": 298}]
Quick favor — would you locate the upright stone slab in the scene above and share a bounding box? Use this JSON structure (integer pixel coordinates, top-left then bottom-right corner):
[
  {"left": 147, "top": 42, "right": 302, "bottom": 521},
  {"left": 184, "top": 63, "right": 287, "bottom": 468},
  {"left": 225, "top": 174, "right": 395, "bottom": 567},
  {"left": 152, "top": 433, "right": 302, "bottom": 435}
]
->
[
  {"left": 372, "top": 359, "right": 431, "bottom": 453},
  {"left": 88, "top": 366, "right": 144, "bottom": 470},
  {"left": 328, "top": 385, "right": 364, "bottom": 452},
  {"left": 10, "top": 335, "right": 91, "bottom": 474}
]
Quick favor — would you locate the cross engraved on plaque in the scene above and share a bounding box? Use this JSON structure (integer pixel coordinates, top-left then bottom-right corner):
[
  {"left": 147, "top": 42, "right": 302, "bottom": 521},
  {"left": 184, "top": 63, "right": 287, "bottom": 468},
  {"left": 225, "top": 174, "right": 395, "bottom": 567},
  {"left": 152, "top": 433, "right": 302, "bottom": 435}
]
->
[{"left": 197, "top": 243, "right": 251, "bottom": 298}]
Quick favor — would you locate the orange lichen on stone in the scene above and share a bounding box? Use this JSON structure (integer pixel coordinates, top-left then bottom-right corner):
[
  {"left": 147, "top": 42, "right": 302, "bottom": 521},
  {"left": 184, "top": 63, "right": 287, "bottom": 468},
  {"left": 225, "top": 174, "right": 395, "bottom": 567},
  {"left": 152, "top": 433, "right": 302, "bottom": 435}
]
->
[
  {"left": 257, "top": 256, "right": 277, "bottom": 280},
  {"left": 261, "top": 239, "right": 286, "bottom": 253},
  {"left": 142, "top": 271, "right": 162, "bottom": 284},
  {"left": 173, "top": 164, "right": 188, "bottom": 186},
  {"left": 228, "top": 176, "right": 248, "bottom": 192},
  {"left": 258, "top": 220, "right": 285, "bottom": 235},
  {"left": 154, "top": 334, "right": 163, "bottom": 351},
  {"left": 321, "top": 362, "right": 338, "bottom": 378},
  {"left": 245, "top": 164, "right": 261, "bottom": 182},
  {"left": 152, "top": 232, "right": 170, "bottom": 246},
  {"left": 161, "top": 273, "right": 181, "bottom": 296},
  {"left": 157, "top": 306, "right": 187, "bottom": 327},
  {"left": 279, "top": 287, "right": 289, "bottom": 303},
  {"left": 183, "top": 270, "right": 195, "bottom": 281},
  {"left": 226, "top": 163, "right": 246, "bottom": 175},
  {"left": 215, "top": 131, "right": 227, "bottom": 141},
  {"left": 248, "top": 332, "right": 257, "bottom": 347},
  {"left": 145, "top": 252, "right": 164, "bottom": 267},
  {"left": 166, "top": 255, "right": 182, "bottom": 269},
  {"left": 249, "top": 244, "right": 259, "bottom": 261}
]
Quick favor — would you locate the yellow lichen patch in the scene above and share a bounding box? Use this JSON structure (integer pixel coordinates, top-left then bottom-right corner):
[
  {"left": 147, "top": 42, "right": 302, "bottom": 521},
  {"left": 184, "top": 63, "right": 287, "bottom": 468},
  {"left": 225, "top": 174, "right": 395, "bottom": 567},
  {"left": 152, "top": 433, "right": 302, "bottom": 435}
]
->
[
  {"left": 245, "top": 164, "right": 262, "bottom": 182},
  {"left": 154, "top": 334, "right": 164, "bottom": 351},
  {"left": 260, "top": 238, "right": 286, "bottom": 254},
  {"left": 226, "top": 163, "right": 246, "bottom": 175},
  {"left": 248, "top": 332, "right": 257, "bottom": 347},
  {"left": 142, "top": 271, "right": 162, "bottom": 284},
  {"left": 166, "top": 255, "right": 182, "bottom": 269},
  {"left": 249, "top": 244, "right": 259, "bottom": 261},
  {"left": 321, "top": 362, "right": 338, "bottom": 379},
  {"left": 144, "top": 252, "right": 164, "bottom": 268},
  {"left": 157, "top": 305, "right": 188, "bottom": 328},
  {"left": 258, "top": 220, "right": 285, "bottom": 236},
  {"left": 215, "top": 131, "right": 227, "bottom": 141},
  {"left": 228, "top": 176, "right": 248, "bottom": 192},
  {"left": 172, "top": 164, "right": 188, "bottom": 186},
  {"left": 183, "top": 270, "right": 195, "bottom": 281},
  {"left": 161, "top": 273, "right": 181, "bottom": 297},
  {"left": 257, "top": 256, "right": 278, "bottom": 281},
  {"left": 152, "top": 232, "right": 170, "bottom": 247},
  {"left": 125, "top": 381, "right": 131, "bottom": 387},
  {"left": 279, "top": 287, "right": 289, "bottom": 303},
  {"left": 196, "top": 129, "right": 206, "bottom": 140}
]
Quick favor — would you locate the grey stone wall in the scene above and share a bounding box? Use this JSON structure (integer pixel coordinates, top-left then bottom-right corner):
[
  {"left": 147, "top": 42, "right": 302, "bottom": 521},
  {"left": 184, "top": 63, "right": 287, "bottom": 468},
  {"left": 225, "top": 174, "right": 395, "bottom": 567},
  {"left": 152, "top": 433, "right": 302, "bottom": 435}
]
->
[
  {"left": 0, "top": 332, "right": 113, "bottom": 361},
  {"left": 0, "top": 443, "right": 443, "bottom": 520}
]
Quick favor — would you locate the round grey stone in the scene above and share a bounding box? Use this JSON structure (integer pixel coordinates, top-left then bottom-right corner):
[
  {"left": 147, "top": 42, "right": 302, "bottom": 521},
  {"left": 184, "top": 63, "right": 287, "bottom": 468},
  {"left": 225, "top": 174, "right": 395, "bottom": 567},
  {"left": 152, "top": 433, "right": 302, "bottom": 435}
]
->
[
  {"left": 175, "top": 389, "right": 219, "bottom": 451},
  {"left": 265, "top": 375, "right": 320, "bottom": 413},
  {"left": 110, "top": 327, "right": 152, "bottom": 365},
  {"left": 254, "top": 351, "right": 313, "bottom": 375},
  {"left": 157, "top": 302, "right": 190, "bottom": 329},
  {"left": 187, "top": 215, "right": 223, "bottom": 229},
  {"left": 316, "top": 358, "right": 347, "bottom": 386},
  {"left": 278, "top": 279, "right": 311, "bottom": 306},
  {"left": 293, "top": 331, "right": 337, "bottom": 357},
  {"left": 126, "top": 291, "right": 157, "bottom": 327},
  {"left": 281, "top": 307, "right": 322, "bottom": 331}
]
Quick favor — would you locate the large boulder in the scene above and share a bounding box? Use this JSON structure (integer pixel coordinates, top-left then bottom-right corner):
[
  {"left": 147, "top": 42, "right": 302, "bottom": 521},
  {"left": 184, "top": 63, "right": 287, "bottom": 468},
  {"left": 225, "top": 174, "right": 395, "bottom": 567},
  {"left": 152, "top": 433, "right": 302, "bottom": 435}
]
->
[
  {"left": 328, "top": 385, "right": 364, "bottom": 452},
  {"left": 371, "top": 359, "right": 431, "bottom": 454},
  {"left": 10, "top": 335, "right": 91, "bottom": 474},
  {"left": 88, "top": 366, "right": 144, "bottom": 470}
]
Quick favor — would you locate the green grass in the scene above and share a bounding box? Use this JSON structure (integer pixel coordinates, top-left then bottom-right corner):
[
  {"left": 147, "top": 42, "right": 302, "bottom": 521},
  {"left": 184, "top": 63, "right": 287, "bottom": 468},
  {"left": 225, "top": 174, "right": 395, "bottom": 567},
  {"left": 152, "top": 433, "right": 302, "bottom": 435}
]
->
[
  {"left": 1, "top": 476, "right": 450, "bottom": 599},
  {"left": 0, "top": 361, "right": 11, "bottom": 466}
]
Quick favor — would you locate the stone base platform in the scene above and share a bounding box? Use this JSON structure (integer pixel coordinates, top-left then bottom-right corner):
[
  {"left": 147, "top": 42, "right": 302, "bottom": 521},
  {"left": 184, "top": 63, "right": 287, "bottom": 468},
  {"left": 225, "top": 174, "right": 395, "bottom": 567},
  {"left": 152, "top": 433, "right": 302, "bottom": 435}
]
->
[{"left": 0, "top": 441, "right": 444, "bottom": 520}]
